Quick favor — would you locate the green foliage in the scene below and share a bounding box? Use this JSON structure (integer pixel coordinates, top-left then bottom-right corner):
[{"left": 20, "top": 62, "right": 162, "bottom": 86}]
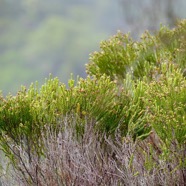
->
[
  {"left": 86, "top": 19, "right": 186, "bottom": 170},
  {"left": 0, "top": 19, "right": 186, "bottom": 185},
  {"left": 1, "top": 19, "right": 186, "bottom": 147},
  {"left": 145, "top": 64, "right": 186, "bottom": 145},
  {"left": 87, "top": 20, "right": 186, "bottom": 83},
  {"left": 86, "top": 32, "right": 136, "bottom": 80}
]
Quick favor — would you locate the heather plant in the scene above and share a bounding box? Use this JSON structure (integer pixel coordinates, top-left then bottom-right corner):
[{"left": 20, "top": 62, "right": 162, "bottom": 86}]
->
[
  {"left": 145, "top": 64, "right": 186, "bottom": 172},
  {"left": 0, "top": 20, "right": 186, "bottom": 185},
  {"left": 86, "top": 19, "right": 186, "bottom": 82},
  {"left": 86, "top": 19, "right": 186, "bottom": 184}
]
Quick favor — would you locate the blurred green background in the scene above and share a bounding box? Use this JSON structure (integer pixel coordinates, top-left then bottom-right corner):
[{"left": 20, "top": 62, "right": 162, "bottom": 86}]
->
[{"left": 0, "top": 0, "right": 186, "bottom": 95}]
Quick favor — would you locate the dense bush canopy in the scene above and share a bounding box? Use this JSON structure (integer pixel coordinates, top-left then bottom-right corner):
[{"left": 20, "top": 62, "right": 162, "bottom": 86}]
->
[{"left": 0, "top": 19, "right": 186, "bottom": 185}]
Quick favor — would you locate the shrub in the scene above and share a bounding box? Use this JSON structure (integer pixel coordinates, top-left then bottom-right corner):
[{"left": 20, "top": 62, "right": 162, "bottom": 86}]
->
[{"left": 0, "top": 19, "right": 186, "bottom": 185}]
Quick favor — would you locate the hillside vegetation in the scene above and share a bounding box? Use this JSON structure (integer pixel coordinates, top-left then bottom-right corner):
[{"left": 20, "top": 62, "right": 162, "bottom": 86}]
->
[
  {"left": 0, "top": 19, "right": 186, "bottom": 185},
  {"left": 0, "top": 0, "right": 120, "bottom": 95}
]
